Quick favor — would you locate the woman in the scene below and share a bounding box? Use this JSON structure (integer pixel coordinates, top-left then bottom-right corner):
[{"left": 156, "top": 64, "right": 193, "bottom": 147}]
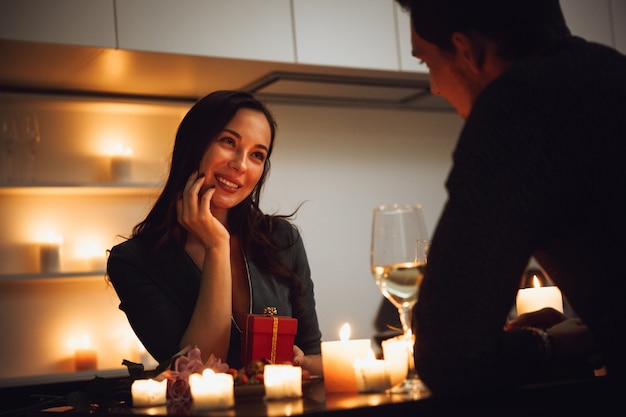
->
[{"left": 107, "top": 90, "right": 323, "bottom": 375}]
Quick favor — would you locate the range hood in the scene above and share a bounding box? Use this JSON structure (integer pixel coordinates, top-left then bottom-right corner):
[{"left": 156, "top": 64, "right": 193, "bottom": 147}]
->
[
  {"left": 242, "top": 71, "right": 451, "bottom": 111},
  {"left": 0, "top": 39, "right": 452, "bottom": 111}
]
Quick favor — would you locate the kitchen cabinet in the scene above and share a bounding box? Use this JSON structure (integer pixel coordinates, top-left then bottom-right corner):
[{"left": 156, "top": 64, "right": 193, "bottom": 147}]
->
[
  {"left": 292, "top": 0, "right": 400, "bottom": 71},
  {"left": 560, "top": 0, "right": 614, "bottom": 47},
  {"left": 0, "top": 0, "right": 116, "bottom": 48},
  {"left": 116, "top": 0, "right": 295, "bottom": 63},
  {"left": 394, "top": 3, "right": 428, "bottom": 73},
  {"left": 611, "top": 0, "right": 626, "bottom": 54}
]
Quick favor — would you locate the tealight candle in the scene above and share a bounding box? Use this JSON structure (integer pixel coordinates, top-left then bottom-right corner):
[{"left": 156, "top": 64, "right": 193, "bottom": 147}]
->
[
  {"left": 381, "top": 335, "right": 409, "bottom": 387},
  {"left": 75, "top": 335, "right": 98, "bottom": 371},
  {"left": 353, "top": 350, "right": 391, "bottom": 392},
  {"left": 39, "top": 232, "right": 62, "bottom": 273},
  {"left": 321, "top": 323, "right": 372, "bottom": 393},
  {"left": 131, "top": 378, "right": 167, "bottom": 407},
  {"left": 263, "top": 364, "right": 302, "bottom": 399},
  {"left": 110, "top": 144, "right": 133, "bottom": 183},
  {"left": 188, "top": 369, "right": 234, "bottom": 410},
  {"left": 516, "top": 274, "right": 564, "bottom": 315}
]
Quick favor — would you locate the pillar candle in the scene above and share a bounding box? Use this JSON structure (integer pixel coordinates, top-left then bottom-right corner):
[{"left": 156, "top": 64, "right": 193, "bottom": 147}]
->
[
  {"left": 263, "top": 364, "right": 302, "bottom": 399},
  {"left": 131, "top": 379, "right": 167, "bottom": 407},
  {"left": 353, "top": 350, "right": 391, "bottom": 392},
  {"left": 188, "top": 369, "right": 234, "bottom": 410},
  {"left": 381, "top": 335, "right": 409, "bottom": 387},
  {"left": 516, "top": 275, "right": 563, "bottom": 315},
  {"left": 110, "top": 144, "right": 132, "bottom": 182},
  {"left": 321, "top": 323, "right": 372, "bottom": 393},
  {"left": 75, "top": 335, "right": 97, "bottom": 371},
  {"left": 39, "top": 232, "right": 62, "bottom": 273}
]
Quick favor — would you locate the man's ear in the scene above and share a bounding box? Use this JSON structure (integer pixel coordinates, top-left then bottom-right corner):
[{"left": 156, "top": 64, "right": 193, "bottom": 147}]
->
[{"left": 451, "top": 32, "right": 486, "bottom": 73}]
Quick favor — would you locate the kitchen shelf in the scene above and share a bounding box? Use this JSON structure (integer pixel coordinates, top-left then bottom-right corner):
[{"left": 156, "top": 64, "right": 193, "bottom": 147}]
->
[
  {"left": 0, "top": 271, "right": 108, "bottom": 282},
  {"left": 0, "top": 182, "right": 163, "bottom": 196}
]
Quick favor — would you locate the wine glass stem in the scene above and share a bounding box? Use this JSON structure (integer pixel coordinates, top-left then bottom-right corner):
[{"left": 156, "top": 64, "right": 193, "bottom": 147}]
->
[{"left": 398, "top": 304, "right": 418, "bottom": 380}]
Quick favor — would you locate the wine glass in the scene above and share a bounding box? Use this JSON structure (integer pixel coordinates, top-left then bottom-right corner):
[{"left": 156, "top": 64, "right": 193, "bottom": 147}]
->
[
  {"left": 371, "top": 203, "right": 429, "bottom": 395},
  {"left": 0, "top": 110, "right": 17, "bottom": 183},
  {"left": 15, "top": 112, "right": 41, "bottom": 182}
]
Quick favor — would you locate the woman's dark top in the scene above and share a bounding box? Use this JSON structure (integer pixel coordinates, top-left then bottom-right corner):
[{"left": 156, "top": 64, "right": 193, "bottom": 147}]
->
[
  {"left": 107, "top": 219, "right": 322, "bottom": 368},
  {"left": 416, "top": 36, "right": 626, "bottom": 396}
]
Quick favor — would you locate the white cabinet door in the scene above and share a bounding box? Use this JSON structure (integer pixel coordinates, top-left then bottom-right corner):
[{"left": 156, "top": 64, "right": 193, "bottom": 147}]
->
[
  {"left": 394, "top": 3, "right": 428, "bottom": 73},
  {"left": 116, "top": 0, "right": 295, "bottom": 63},
  {"left": 611, "top": 0, "right": 626, "bottom": 54},
  {"left": 293, "top": 0, "right": 399, "bottom": 71},
  {"left": 560, "top": 0, "right": 613, "bottom": 47},
  {"left": 0, "top": 0, "right": 116, "bottom": 47}
]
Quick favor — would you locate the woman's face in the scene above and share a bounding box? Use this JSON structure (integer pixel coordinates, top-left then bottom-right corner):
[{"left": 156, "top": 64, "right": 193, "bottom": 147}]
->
[{"left": 198, "top": 108, "right": 271, "bottom": 214}]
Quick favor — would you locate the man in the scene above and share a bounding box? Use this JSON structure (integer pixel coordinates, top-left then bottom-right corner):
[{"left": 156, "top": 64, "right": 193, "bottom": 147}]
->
[{"left": 395, "top": 0, "right": 626, "bottom": 397}]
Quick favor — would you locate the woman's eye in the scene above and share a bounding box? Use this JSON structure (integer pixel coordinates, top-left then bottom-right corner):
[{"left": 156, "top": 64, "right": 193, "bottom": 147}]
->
[
  {"left": 220, "top": 136, "right": 236, "bottom": 146},
  {"left": 252, "top": 151, "right": 266, "bottom": 162}
]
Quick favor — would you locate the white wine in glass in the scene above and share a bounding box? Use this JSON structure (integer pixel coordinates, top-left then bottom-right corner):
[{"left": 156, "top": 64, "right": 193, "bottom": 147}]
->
[{"left": 371, "top": 203, "right": 429, "bottom": 395}]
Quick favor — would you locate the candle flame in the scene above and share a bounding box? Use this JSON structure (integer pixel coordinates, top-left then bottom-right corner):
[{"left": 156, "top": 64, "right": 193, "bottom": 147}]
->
[
  {"left": 339, "top": 323, "right": 351, "bottom": 341},
  {"left": 532, "top": 275, "right": 541, "bottom": 288},
  {"left": 82, "top": 335, "right": 91, "bottom": 349},
  {"left": 46, "top": 231, "right": 63, "bottom": 244},
  {"left": 113, "top": 143, "right": 133, "bottom": 156}
]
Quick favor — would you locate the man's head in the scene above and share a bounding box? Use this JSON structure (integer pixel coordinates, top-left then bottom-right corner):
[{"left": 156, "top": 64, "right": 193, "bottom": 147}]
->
[
  {"left": 396, "top": 0, "right": 570, "bottom": 60},
  {"left": 396, "top": 0, "right": 571, "bottom": 118}
]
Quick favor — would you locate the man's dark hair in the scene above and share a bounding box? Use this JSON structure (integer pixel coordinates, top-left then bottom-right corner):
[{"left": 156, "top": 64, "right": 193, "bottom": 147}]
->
[{"left": 395, "top": 0, "right": 571, "bottom": 60}]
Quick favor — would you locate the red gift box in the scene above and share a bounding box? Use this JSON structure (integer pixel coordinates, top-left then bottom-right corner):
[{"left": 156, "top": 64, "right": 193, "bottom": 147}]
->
[{"left": 241, "top": 313, "right": 298, "bottom": 365}]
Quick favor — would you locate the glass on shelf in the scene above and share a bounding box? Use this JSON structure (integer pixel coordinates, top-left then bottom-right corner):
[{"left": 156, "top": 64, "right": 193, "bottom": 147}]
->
[
  {"left": 0, "top": 110, "right": 17, "bottom": 183},
  {"left": 12, "top": 111, "right": 41, "bottom": 183}
]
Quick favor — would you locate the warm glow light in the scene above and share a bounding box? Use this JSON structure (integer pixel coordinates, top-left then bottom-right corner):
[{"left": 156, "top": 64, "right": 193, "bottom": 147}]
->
[{"left": 339, "top": 323, "right": 351, "bottom": 341}]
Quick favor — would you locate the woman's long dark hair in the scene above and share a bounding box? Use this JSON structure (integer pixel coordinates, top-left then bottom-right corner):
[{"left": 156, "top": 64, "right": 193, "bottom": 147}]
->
[{"left": 132, "top": 90, "right": 303, "bottom": 305}]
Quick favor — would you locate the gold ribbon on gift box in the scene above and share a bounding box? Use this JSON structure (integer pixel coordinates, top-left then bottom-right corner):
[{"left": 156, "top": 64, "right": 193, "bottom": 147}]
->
[{"left": 264, "top": 306, "right": 279, "bottom": 363}]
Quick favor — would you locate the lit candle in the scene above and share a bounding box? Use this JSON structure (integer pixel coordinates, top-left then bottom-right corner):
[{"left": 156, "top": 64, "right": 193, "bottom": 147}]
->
[
  {"left": 39, "top": 232, "right": 62, "bottom": 273},
  {"left": 75, "top": 335, "right": 98, "bottom": 371},
  {"left": 188, "top": 369, "right": 234, "bottom": 410},
  {"left": 321, "top": 323, "right": 372, "bottom": 393},
  {"left": 110, "top": 144, "right": 133, "bottom": 182},
  {"left": 353, "top": 349, "right": 391, "bottom": 392},
  {"left": 381, "top": 335, "right": 409, "bottom": 387},
  {"left": 516, "top": 274, "right": 564, "bottom": 315},
  {"left": 263, "top": 364, "right": 302, "bottom": 399},
  {"left": 131, "top": 378, "right": 167, "bottom": 407}
]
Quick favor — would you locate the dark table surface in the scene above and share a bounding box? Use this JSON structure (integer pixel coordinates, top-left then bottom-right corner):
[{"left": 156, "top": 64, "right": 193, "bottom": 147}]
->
[{"left": 0, "top": 374, "right": 622, "bottom": 417}]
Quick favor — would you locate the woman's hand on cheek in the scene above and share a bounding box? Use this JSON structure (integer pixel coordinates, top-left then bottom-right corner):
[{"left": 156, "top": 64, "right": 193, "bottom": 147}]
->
[{"left": 177, "top": 172, "right": 228, "bottom": 246}]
